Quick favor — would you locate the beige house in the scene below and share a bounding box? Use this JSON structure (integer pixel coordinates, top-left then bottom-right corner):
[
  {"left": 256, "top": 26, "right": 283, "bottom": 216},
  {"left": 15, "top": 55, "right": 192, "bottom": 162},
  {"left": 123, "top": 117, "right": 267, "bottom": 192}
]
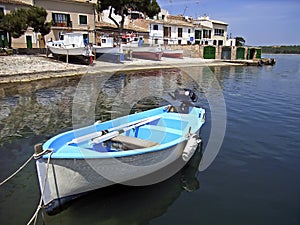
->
[
  {"left": 0, "top": 0, "right": 33, "bottom": 48},
  {"left": 0, "top": 0, "right": 96, "bottom": 48}
]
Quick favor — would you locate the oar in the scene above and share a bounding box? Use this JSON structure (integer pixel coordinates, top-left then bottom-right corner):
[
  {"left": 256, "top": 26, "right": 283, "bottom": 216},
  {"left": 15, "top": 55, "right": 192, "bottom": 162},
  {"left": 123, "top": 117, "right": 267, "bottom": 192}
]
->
[
  {"left": 91, "top": 115, "right": 161, "bottom": 145},
  {"left": 68, "top": 115, "right": 161, "bottom": 145}
]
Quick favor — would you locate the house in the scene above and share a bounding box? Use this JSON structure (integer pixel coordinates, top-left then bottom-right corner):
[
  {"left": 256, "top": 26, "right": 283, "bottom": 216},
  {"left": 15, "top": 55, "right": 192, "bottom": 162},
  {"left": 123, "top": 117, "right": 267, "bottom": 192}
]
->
[
  {"left": 149, "top": 9, "right": 195, "bottom": 46},
  {"left": 36, "top": 0, "right": 96, "bottom": 45},
  {"left": 0, "top": 0, "right": 96, "bottom": 48},
  {"left": 0, "top": 0, "right": 33, "bottom": 48},
  {"left": 1, "top": 1, "right": 236, "bottom": 50},
  {"left": 96, "top": 7, "right": 149, "bottom": 44},
  {"left": 193, "top": 15, "right": 229, "bottom": 46}
]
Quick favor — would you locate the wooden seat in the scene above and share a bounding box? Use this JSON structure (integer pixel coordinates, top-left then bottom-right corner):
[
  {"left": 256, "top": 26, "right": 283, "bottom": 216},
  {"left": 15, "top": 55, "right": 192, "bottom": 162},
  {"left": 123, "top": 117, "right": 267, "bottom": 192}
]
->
[{"left": 111, "top": 135, "right": 158, "bottom": 150}]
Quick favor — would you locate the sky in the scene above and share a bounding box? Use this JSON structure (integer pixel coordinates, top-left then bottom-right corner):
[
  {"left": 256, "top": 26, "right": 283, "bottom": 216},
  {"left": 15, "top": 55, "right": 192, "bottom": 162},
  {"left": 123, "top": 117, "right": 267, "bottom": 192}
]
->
[{"left": 156, "top": 0, "right": 300, "bottom": 46}]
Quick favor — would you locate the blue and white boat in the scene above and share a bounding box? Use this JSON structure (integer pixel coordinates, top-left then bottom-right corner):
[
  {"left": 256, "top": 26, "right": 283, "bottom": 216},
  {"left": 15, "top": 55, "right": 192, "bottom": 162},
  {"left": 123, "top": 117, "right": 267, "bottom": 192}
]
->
[{"left": 34, "top": 89, "right": 205, "bottom": 210}]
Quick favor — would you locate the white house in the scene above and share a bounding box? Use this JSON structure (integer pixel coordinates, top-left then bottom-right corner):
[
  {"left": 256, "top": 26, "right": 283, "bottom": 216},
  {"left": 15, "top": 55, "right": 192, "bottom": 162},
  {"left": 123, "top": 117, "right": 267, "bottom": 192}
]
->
[
  {"left": 149, "top": 9, "right": 195, "bottom": 46},
  {"left": 193, "top": 15, "right": 232, "bottom": 46}
]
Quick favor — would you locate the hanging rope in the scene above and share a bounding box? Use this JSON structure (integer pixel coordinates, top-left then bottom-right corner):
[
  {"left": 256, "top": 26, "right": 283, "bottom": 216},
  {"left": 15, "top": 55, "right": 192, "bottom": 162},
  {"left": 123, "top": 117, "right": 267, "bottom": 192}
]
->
[
  {"left": 27, "top": 150, "right": 53, "bottom": 225},
  {"left": 0, "top": 145, "right": 53, "bottom": 225},
  {"left": 0, "top": 154, "right": 34, "bottom": 186}
]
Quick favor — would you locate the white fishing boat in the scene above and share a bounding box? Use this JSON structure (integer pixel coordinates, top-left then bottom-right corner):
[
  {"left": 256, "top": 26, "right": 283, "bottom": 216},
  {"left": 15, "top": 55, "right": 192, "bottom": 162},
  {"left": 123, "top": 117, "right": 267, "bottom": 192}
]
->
[
  {"left": 34, "top": 89, "right": 205, "bottom": 210},
  {"left": 93, "top": 36, "right": 124, "bottom": 62},
  {"left": 46, "top": 32, "right": 90, "bottom": 57},
  {"left": 93, "top": 36, "right": 121, "bottom": 55}
]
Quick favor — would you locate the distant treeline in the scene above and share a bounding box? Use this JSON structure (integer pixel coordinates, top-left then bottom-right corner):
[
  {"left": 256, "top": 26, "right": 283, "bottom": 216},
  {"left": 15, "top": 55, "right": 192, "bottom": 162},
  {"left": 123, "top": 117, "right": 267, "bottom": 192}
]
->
[{"left": 261, "top": 45, "right": 300, "bottom": 54}]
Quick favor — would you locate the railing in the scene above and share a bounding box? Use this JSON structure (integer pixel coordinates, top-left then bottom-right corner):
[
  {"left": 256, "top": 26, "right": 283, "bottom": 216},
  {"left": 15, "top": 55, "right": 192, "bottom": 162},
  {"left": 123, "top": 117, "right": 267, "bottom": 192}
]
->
[{"left": 53, "top": 21, "right": 72, "bottom": 28}]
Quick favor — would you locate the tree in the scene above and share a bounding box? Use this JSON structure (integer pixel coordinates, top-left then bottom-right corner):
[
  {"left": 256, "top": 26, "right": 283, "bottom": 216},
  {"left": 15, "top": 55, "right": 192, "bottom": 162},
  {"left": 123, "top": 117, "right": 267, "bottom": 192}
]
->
[
  {"left": 0, "top": 8, "right": 28, "bottom": 48},
  {"left": 235, "top": 36, "right": 246, "bottom": 46},
  {"left": 97, "top": 0, "right": 160, "bottom": 33},
  {"left": 0, "top": 6, "right": 51, "bottom": 48},
  {"left": 27, "top": 6, "right": 52, "bottom": 44}
]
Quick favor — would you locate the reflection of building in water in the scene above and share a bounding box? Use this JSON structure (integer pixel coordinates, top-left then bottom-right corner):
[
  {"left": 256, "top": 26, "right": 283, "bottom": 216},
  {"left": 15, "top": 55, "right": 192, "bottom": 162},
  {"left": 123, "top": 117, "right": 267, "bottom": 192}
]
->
[
  {"left": 0, "top": 66, "right": 221, "bottom": 144},
  {"left": 0, "top": 79, "right": 79, "bottom": 144}
]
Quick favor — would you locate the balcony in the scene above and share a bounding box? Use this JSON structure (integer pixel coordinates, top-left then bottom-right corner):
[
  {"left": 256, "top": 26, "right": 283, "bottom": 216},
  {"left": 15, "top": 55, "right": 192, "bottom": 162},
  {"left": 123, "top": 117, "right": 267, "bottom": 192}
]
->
[{"left": 53, "top": 21, "right": 72, "bottom": 28}]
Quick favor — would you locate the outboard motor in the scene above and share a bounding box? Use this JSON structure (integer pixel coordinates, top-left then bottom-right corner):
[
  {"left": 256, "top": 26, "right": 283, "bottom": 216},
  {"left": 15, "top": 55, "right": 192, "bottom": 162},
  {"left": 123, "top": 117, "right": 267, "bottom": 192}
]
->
[
  {"left": 169, "top": 88, "right": 199, "bottom": 113},
  {"left": 174, "top": 88, "right": 198, "bottom": 103}
]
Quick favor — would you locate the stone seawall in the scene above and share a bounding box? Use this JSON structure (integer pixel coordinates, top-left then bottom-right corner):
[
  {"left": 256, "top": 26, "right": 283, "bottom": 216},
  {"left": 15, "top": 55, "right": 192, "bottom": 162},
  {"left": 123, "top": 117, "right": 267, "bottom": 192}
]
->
[{"left": 164, "top": 45, "right": 262, "bottom": 60}]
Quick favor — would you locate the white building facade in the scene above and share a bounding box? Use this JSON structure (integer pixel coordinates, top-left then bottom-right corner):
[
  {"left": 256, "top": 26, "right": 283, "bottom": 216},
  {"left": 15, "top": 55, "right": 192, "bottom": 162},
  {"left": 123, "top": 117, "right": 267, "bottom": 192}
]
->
[{"left": 149, "top": 9, "right": 195, "bottom": 46}]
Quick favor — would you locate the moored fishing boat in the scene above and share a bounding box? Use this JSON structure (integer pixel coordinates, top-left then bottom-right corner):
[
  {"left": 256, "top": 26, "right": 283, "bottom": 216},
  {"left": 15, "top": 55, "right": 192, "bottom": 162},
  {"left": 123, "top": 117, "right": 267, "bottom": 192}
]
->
[
  {"left": 93, "top": 36, "right": 124, "bottom": 63},
  {"left": 93, "top": 36, "right": 121, "bottom": 55},
  {"left": 162, "top": 49, "right": 184, "bottom": 59},
  {"left": 130, "top": 46, "right": 163, "bottom": 61},
  {"left": 46, "top": 32, "right": 90, "bottom": 57},
  {"left": 34, "top": 89, "right": 205, "bottom": 211}
]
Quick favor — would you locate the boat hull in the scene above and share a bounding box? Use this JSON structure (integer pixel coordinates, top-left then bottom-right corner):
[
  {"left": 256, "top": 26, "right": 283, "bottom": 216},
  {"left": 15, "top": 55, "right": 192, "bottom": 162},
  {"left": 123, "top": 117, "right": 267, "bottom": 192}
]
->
[
  {"left": 132, "top": 51, "right": 163, "bottom": 61},
  {"left": 162, "top": 50, "right": 184, "bottom": 58},
  {"left": 35, "top": 104, "right": 205, "bottom": 210},
  {"left": 36, "top": 141, "right": 187, "bottom": 207},
  {"left": 126, "top": 46, "right": 163, "bottom": 61},
  {"left": 93, "top": 46, "right": 121, "bottom": 55},
  {"left": 47, "top": 43, "right": 88, "bottom": 56},
  {"left": 94, "top": 46, "right": 124, "bottom": 63}
]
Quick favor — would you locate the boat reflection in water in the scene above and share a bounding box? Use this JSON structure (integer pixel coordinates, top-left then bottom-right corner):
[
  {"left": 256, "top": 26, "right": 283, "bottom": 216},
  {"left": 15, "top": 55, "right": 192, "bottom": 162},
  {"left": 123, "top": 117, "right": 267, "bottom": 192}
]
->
[{"left": 42, "top": 142, "right": 203, "bottom": 224}]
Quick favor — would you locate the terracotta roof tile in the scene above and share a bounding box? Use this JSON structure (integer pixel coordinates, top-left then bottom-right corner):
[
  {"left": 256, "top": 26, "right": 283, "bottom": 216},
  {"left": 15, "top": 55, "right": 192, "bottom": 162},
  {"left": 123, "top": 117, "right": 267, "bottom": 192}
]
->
[
  {"left": 148, "top": 14, "right": 194, "bottom": 27},
  {"left": 96, "top": 21, "right": 118, "bottom": 29},
  {"left": 96, "top": 19, "right": 150, "bottom": 33}
]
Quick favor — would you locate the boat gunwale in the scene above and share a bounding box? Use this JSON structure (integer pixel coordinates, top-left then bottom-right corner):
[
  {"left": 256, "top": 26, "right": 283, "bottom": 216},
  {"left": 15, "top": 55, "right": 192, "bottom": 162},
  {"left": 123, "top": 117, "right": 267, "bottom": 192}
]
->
[
  {"left": 41, "top": 136, "right": 188, "bottom": 159},
  {"left": 41, "top": 106, "right": 205, "bottom": 159}
]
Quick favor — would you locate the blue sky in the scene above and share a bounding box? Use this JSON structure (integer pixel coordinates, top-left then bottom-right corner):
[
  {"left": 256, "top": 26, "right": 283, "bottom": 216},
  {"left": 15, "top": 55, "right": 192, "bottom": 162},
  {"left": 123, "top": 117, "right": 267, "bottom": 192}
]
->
[{"left": 156, "top": 0, "right": 300, "bottom": 46}]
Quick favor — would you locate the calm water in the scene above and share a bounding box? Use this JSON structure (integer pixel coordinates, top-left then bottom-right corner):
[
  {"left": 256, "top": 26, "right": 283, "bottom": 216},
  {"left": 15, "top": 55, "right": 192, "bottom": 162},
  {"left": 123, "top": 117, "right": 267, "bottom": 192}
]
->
[{"left": 0, "top": 54, "right": 299, "bottom": 225}]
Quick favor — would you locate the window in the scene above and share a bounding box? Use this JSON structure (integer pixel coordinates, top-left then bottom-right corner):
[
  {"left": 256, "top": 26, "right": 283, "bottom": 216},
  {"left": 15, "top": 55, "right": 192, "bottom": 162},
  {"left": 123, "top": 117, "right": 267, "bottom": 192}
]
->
[
  {"left": 214, "top": 29, "right": 224, "bottom": 36},
  {"left": 153, "top": 24, "right": 158, "bottom": 30},
  {"left": 203, "top": 29, "right": 211, "bottom": 39},
  {"left": 178, "top": 28, "right": 183, "bottom": 38},
  {"left": 188, "top": 29, "right": 191, "bottom": 34},
  {"left": 195, "top": 30, "right": 201, "bottom": 39},
  {"left": 163, "top": 26, "right": 171, "bottom": 38},
  {"left": 0, "top": 7, "right": 4, "bottom": 18},
  {"left": 218, "top": 40, "right": 223, "bottom": 46},
  {"left": 52, "top": 13, "right": 70, "bottom": 27},
  {"left": 79, "top": 15, "right": 88, "bottom": 25}
]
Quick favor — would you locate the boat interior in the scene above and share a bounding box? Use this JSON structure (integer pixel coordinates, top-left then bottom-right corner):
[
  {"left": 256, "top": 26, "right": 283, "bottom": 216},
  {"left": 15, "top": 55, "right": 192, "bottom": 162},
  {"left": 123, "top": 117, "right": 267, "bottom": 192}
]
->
[{"left": 42, "top": 106, "right": 204, "bottom": 158}]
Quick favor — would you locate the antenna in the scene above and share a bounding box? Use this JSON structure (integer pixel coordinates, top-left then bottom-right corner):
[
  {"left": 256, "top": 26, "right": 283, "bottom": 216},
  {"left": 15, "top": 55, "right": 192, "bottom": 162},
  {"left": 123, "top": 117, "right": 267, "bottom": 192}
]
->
[
  {"left": 183, "top": 6, "right": 188, "bottom": 15},
  {"left": 195, "top": 0, "right": 200, "bottom": 18},
  {"left": 169, "top": 0, "right": 173, "bottom": 14}
]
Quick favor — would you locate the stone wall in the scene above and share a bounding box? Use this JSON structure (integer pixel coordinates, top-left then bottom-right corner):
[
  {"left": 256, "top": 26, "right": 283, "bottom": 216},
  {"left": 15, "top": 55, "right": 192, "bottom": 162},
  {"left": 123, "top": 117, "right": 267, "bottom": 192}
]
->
[{"left": 164, "top": 45, "right": 261, "bottom": 60}]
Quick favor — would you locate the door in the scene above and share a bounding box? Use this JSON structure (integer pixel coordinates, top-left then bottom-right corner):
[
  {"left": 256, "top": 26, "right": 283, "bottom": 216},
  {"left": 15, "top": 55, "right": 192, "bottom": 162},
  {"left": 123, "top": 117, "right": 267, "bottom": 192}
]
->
[
  {"left": 256, "top": 49, "right": 262, "bottom": 59},
  {"left": 0, "top": 31, "right": 9, "bottom": 47},
  {"left": 26, "top": 35, "right": 32, "bottom": 48},
  {"left": 203, "top": 46, "right": 216, "bottom": 59},
  {"left": 38, "top": 34, "right": 45, "bottom": 48},
  {"left": 221, "top": 46, "right": 231, "bottom": 59},
  {"left": 236, "top": 47, "right": 245, "bottom": 59}
]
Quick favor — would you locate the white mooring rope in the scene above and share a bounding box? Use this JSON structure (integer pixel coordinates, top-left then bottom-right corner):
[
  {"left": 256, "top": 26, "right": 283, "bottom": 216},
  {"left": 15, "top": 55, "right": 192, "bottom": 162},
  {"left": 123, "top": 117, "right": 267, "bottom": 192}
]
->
[
  {"left": 0, "top": 147, "right": 53, "bottom": 225},
  {"left": 0, "top": 154, "right": 34, "bottom": 186},
  {"left": 27, "top": 150, "right": 53, "bottom": 225}
]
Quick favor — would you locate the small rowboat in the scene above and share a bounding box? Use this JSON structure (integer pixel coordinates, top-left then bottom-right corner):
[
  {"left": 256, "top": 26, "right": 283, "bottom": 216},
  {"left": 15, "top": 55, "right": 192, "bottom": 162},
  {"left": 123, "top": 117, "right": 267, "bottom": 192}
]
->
[
  {"left": 34, "top": 90, "right": 205, "bottom": 210},
  {"left": 162, "top": 49, "right": 184, "bottom": 59}
]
